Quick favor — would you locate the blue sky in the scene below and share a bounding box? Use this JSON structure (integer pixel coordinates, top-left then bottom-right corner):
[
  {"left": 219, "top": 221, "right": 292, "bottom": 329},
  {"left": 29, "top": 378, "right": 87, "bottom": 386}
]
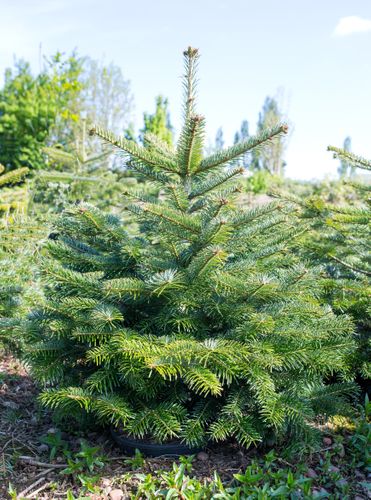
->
[{"left": 1, "top": 0, "right": 371, "bottom": 179}]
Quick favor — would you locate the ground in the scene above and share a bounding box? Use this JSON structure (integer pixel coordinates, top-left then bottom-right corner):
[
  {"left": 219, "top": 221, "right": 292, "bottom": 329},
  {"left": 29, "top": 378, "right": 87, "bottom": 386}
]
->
[{"left": 0, "top": 353, "right": 369, "bottom": 499}]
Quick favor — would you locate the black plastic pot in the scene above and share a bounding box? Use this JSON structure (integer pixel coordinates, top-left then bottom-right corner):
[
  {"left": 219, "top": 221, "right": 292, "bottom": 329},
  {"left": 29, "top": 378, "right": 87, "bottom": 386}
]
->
[{"left": 110, "top": 427, "right": 202, "bottom": 457}]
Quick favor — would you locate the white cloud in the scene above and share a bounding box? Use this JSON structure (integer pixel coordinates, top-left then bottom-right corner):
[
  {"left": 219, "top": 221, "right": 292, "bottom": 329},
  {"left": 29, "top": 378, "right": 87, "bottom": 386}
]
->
[{"left": 333, "top": 15, "right": 371, "bottom": 37}]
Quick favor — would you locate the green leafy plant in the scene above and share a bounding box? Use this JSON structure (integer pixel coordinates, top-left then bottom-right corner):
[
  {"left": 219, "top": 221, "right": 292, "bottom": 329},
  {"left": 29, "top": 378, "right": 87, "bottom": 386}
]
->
[
  {"left": 133, "top": 454, "right": 312, "bottom": 499},
  {"left": 65, "top": 490, "right": 91, "bottom": 500},
  {"left": 135, "top": 459, "right": 212, "bottom": 499},
  {"left": 124, "top": 448, "right": 145, "bottom": 469},
  {"left": 7, "top": 483, "right": 19, "bottom": 500},
  {"left": 61, "top": 440, "right": 105, "bottom": 476},
  {"left": 349, "top": 394, "right": 371, "bottom": 468},
  {"left": 24, "top": 47, "right": 356, "bottom": 449},
  {"left": 41, "top": 430, "right": 69, "bottom": 461},
  {"left": 75, "top": 441, "right": 105, "bottom": 473}
]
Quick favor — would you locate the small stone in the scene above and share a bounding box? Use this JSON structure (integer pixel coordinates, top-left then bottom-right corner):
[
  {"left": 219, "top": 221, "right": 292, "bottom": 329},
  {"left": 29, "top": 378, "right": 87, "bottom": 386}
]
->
[
  {"left": 47, "top": 427, "right": 59, "bottom": 434},
  {"left": 318, "top": 488, "right": 329, "bottom": 496},
  {"left": 354, "top": 470, "right": 365, "bottom": 479},
  {"left": 354, "top": 496, "right": 364, "bottom": 500},
  {"left": 329, "top": 465, "right": 340, "bottom": 473},
  {"left": 313, "top": 488, "right": 329, "bottom": 497},
  {"left": 336, "top": 444, "right": 345, "bottom": 457},
  {"left": 323, "top": 436, "right": 332, "bottom": 446},
  {"left": 37, "top": 444, "right": 49, "bottom": 454},
  {"left": 307, "top": 468, "right": 318, "bottom": 479},
  {"left": 196, "top": 451, "right": 209, "bottom": 461},
  {"left": 109, "top": 489, "right": 124, "bottom": 500},
  {"left": 265, "top": 437, "right": 276, "bottom": 447},
  {"left": 2, "top": 400, "right": 19, "bottom": 410},
  {"left": 56, "top": 456, "right": 64, "bottom": 463},
  {"left": 101, "top": 478, "right": 111, "bottom": 487}
]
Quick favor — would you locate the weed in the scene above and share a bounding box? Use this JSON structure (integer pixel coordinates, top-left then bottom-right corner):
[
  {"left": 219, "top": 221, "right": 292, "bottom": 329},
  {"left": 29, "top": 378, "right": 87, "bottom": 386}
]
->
[
  {"left": 124, "top": 448, "right": 145, "bottom": 469},
  {"left": 41, "top": 430, "right": 69, "bottom": 461},
  {"left": 349, "top": 393, "right": 370, "bottom": 468}
]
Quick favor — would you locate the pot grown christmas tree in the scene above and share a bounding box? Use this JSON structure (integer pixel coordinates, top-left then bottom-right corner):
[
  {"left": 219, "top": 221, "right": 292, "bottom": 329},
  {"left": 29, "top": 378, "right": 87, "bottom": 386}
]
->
[{"left": 24, "top": 48, "right": 356, "bottom": 455}]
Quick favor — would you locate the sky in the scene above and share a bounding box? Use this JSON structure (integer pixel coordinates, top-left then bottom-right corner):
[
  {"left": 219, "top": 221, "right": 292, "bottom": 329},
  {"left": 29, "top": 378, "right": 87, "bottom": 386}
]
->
[{"left": 0, "top": 0, "right": 371, "bottom": 180}]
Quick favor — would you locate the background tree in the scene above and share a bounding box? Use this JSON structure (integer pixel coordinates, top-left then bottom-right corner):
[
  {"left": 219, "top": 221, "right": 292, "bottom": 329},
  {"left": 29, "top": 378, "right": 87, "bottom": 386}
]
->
[
  {"left": 79, "top": 58, "right": 134, "bottom": 170},
  {"left": 234, "top": 120, "right": 250, "bottom": 169},
  {"left": 34, "top": 119, "right": 128, "bottom": 213},
  {"left": 140, "top": 95, "right": 173, "bottom": 145},
  {"left": 337, "top": 136, "right": 352, "bottom": 178},
  {"left": 234, "top": 120, "right": 249, "bottom": 145},
  {"left": 0, "top": 54, "right": 83, "bottom": 171},
  {"left": 46, "top": 52, "right": 85, "bottom": 147},
  {"left": 251, "top": 96, "right": 287, "bottom": 175},
  {"left": 0, "top": 163, "right": 29, "bottom": 220},
  {"left": 0, "top": 52, "right": 134, "bottom": 175},
  {"left": 82, "top": 57, "right": 133, "bottom": 135},
  {"left": 214, "top": 127, "right": 225, "bottom": 151}
]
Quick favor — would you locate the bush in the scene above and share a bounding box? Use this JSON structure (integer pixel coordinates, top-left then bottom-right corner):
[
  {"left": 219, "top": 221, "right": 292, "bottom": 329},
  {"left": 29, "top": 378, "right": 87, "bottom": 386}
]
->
[{"left": 24, "top": 48, "right": 356, "bottom": 448}]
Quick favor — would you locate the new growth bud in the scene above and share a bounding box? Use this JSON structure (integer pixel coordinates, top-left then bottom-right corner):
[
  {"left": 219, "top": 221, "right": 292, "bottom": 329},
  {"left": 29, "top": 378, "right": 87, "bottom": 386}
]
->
[{"left": 183, "top": 46, "right": 199, "bottom": 58}]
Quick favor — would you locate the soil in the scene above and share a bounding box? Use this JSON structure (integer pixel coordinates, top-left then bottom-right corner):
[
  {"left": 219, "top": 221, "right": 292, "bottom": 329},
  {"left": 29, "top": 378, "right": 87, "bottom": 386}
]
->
[{"left": 0, "top": 353, "right": 369, "bottom": 499}]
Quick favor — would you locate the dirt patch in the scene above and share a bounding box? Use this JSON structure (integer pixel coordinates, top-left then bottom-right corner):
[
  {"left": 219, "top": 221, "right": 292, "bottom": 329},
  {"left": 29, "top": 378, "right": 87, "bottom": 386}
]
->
[
  {"left": 0, "top": 354, "right": 251, "bottom": 498},
  {"left": 0, "top": 353, "right": 369, "bottom": 499}
]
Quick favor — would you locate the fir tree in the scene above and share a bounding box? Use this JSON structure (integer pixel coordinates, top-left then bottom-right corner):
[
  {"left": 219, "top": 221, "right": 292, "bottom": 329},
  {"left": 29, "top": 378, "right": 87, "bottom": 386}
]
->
[
  {"left": 323, "top": 146, "right": 370, "bottom": 280},
  {"left": 0, "top": 163, "right": 29, "bottom": 336},
  {"left": 322, "top": 146, "right": 370, "bottom": 381},
  {"left": 24, "top": 48, "right": 356, "bottom": 448},
  {"left": 0, "top": 163, "right": 39, "bottom": 352},
  {"left": 276, "top": 146, "right": 370, "bottom": 382}
]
